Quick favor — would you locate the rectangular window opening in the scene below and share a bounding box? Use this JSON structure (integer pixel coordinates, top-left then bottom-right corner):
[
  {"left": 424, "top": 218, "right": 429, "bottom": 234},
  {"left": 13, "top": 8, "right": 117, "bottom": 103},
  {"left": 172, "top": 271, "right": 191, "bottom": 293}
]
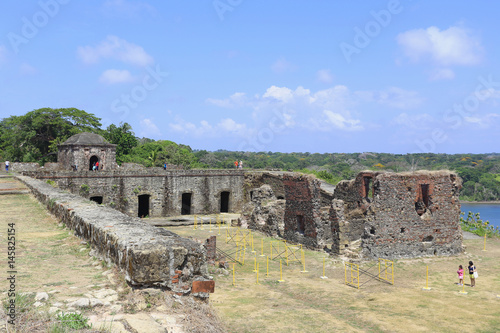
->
[{"left": 297, "top": 215, "right": 305, "bottom": 235}]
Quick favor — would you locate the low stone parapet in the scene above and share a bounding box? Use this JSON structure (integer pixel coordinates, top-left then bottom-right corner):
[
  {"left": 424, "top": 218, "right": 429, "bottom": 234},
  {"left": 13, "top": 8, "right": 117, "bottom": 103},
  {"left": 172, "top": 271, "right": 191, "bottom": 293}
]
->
[{"left": 16, "top": 175, "right": 213, "bottom": 297}]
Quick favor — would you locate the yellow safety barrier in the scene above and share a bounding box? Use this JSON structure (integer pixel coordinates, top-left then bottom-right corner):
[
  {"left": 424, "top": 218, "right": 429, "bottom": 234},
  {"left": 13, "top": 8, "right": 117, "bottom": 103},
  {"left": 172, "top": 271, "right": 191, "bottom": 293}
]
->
[
  {"left": 422, "top": 265, "right": 431, "bottom": 290},
  {"left": 378, "top": 258, "right": 394, "bottom": 285},
  {"left": 260, "top": 238, "right": 265, "bottom": 257},
  {"left": 482, "top": 233, "right": 487, "bottom": 252},
  {"left": 300, "top": 250, "right": 308, "bottom": 273},
  {"left": 286, "top": 244, "right": 302, "bottom": 265},
  {"left": 345, "top": 262, "right": 360, "bottom": 289},
  {"left": 320, "top": 257, "right": 328, "bottom": 279},
  {"left": 266, "top": 255, "right": 269, "bottom": 277},
  {"left": 256, "top": 263, "right": 260, "bottom": 285},
  {"left": 278, "top": 260, "right": 285, "bottom": 282},
  {"left": 193, "top": 215, "right": 197, "bottom": 230},
  {"left": 232, "top": 263, "right": 236, "bottom": 286},
  {"left": 270, "top": 240, "right": 287, "bottom": 261},
  {"left": 225, "top": 227, "right": 252, "bottom": 247},
  {"left": 253, "top": 255, "right": 258, "bottom": 272}
]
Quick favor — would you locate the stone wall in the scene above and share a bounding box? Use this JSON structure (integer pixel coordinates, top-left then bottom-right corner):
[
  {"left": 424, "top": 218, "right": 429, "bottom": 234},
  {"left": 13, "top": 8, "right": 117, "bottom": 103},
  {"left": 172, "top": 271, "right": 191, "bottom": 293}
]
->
[
  {"left": 2, "top": 162, "right": 41, "bottom": 172},
  {"left": 23, "top": 169, "right": 245, "bottom": 218},
  {"left": 333, "top": 171, "right": 463, "bottom": 259},
  {"left": 16, "top": 175, "right": 213, "bottom": 297},
  {"left": 282, "top": 173, "right": 333, "bottom": 249},
  {"left": 58, "top": 144, "right": 117, "bottom": 171}
]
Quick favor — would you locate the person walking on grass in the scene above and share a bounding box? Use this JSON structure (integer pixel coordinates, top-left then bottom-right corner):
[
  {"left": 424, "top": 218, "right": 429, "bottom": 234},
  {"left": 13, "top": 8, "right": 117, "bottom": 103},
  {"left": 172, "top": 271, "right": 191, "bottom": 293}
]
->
[
  {"left": 468, "top": 261, "right": 477, "bottom": 287},
  {"left": 457, "top": 265, "right": 464, "bottom": 286}
]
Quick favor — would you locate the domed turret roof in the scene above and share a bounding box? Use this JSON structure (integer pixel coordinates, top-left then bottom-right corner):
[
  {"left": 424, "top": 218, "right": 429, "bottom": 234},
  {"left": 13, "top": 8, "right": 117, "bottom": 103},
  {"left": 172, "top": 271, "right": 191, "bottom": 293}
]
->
[{"left": 60, "top": 132, "right": 114, "bottom": 146}]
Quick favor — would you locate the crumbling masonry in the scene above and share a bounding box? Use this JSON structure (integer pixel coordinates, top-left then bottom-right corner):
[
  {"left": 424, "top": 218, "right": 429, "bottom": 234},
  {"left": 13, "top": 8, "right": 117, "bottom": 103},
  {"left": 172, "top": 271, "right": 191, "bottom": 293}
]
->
[
  {"left": 11, "top": 131, "right": 464, "bottom": 287},
  {"left": 242, "top": 170, "right": 463, "bottom": 259}
]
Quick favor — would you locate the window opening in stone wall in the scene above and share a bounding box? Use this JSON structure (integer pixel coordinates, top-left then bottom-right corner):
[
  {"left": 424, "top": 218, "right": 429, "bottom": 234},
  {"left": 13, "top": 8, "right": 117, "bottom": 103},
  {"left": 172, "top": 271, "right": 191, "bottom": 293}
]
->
[
  {"left": 138, "top": 194, "right": 150, "bottom": 218},
  {"left": 422, "top": 235, "right": 433, "bottom": 242},
  {"left": 220, "top": 191, "right": 230, "bottom": 213},
  {"left": 363, "top": 176, "right": 373, "bottom": 198},
  {"left": 250, "top": 191, "right": 254, "bottom": 200},
  {"left": 277, "top": 195, "right": 285, "bottom": 200},
  {"left": 297, "top": 215, "right": 305, "bottom": 235},
  {"left": 89, "top": 155, "right": 99, "bottom": 170},
  {"left": 421, "top": 184, "right": 430, "bottom": 207},
  {"left": 90, "top": 196, "right": 103, "bottom": 204},
  {"left": 181, "top": 193, "right": 192, "bottom": 215}
]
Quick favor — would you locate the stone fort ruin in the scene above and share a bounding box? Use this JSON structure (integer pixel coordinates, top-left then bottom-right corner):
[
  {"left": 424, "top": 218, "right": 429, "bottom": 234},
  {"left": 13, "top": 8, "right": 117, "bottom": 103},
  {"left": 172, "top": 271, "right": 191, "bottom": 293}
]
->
[{"left": 12, "top": 132, "right": 463, "bottom": 295}]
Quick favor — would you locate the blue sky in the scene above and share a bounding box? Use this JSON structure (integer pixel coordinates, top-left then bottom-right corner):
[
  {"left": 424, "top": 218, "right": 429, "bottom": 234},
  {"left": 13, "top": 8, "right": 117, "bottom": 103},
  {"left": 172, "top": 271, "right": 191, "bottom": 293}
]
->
[{"left": 1, "top": 1, "right": 499, "bottom": 154}]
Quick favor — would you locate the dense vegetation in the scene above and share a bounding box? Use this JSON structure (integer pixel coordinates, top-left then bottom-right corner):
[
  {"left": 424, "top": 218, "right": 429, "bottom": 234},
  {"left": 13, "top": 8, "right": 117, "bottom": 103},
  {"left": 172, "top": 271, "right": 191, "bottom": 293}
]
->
[{"left": 1, "top": 108, "right": 500, "bottom": 201}]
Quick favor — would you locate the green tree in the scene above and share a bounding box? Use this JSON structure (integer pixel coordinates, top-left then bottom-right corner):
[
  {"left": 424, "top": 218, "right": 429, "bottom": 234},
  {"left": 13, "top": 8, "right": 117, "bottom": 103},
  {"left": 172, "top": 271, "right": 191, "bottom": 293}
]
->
[
  {"left": 0, "top": 108, "right": 101, "bottom": 163},
  {"left": 103, "top": 122, "right": 138, "bottom": 164}
]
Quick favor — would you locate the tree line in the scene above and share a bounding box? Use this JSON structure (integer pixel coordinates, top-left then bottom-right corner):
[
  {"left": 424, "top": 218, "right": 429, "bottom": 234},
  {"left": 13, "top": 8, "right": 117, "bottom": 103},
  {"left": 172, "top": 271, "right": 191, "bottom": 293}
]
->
[{"left": 1, "top": 108, "right": 499, "bottom": 201}]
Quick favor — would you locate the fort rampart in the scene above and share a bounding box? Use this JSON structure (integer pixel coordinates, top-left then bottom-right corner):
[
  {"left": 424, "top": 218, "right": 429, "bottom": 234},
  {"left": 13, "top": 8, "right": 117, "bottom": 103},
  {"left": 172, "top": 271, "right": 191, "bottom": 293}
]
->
[{"left": 16, "top": 175, "right": 214, "bottom": 297}]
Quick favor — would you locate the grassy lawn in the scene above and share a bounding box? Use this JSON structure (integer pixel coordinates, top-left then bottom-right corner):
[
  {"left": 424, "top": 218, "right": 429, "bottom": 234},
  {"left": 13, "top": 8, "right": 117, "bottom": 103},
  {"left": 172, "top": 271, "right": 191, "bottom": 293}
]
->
[{"left": 166, "top": 218, "right": 500, "bottom": 333}]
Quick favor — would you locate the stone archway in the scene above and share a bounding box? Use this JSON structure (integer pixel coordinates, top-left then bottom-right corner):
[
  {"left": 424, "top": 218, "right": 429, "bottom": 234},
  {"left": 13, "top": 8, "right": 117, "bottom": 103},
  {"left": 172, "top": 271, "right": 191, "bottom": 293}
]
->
[{"left": 89, "top": 155, "right": 99, "bottom": 170}]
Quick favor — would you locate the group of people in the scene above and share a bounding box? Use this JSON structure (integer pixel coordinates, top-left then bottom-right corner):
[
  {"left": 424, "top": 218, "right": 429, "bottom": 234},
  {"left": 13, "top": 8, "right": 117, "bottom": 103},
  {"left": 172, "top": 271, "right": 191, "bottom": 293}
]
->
[
  {"left": 457, "top": 261, "right": 477, "bottom": 287},
  {"left": 234, "top": 160, "right": 243, "bottom": 169},
  {"left": 92, "top": 161, "right": 99, "bottom": 171}
]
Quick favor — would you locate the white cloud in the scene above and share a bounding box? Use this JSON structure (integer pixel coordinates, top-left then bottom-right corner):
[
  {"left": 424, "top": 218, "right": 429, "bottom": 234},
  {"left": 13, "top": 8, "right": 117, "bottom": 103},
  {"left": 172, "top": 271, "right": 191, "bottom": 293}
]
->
[
  {"left": 206, "top": 92, "right": 247, "bottom": 108},
  {"left": 19, "top": 63, "right": 37, "bottom": 75},
  {"left": 464, "top": 114, "right": 500, "bottom": 127},
  {"left": 169, "top": 117, "right": 249, "bottom": 138},
  {"left": 358, "top": 87, "right": 424, "bottom": 109},
  {"left": 271, "top": 57, "right": 296, "bottom": 73},
  {"left": 205, "top": 84, "right": 425, "bottom": 135},
  {"left": 429, "top": 68, "right": 455, "bottom": 81},
  {"left": 392, "top": 113, "right": 435, "bottom": 129},
  {"left": 316, "top": 69, "right": 333, "bottom": 84},
  {"left": 322, "top": 110, "right": 362, "bottom": 130},
  {"left": 99, "top": 69, "right": 134, "bottom": 84},
  {"left": 397, "top": 25, "right": 483, "bottom": 66},
  {"left": 263, "top": 86, "right": 295, "bottom": 103},
  {"left": 77, "top": 35, "right": 154, "bottom": 66},
  {"left": 140, "top": 118, "right": 161, "bottom": 137}
]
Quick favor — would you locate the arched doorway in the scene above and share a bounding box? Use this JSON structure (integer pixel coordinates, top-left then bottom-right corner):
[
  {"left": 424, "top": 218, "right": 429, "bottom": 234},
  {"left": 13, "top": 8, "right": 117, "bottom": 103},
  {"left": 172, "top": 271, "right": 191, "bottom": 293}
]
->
[
  {"left": 220, "top": 191, "right": 230, "bottom": 213},
  {"left": 90, "top": 196, "right": 103, "bottom": 204},
  {"left": 138, "top": 194, "right": 150, "bottom": 218},
  {"left": 89, "top": 155, "right": 99, "bottom": 170}
]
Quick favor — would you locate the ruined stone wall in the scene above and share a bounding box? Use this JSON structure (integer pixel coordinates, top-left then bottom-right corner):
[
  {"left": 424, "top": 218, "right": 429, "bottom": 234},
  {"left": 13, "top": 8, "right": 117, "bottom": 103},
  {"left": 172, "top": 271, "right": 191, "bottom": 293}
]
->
[
  {"left": 2, "top": 162, "right": 41, "bottom": 172},
  {"left": 16, "top": 175, "right": 213, "bottom": 297},
  {"left": 23, "top": 169, "right": 245, "bottom": 218},
  {"left": 334, "top": 171, "right": 463, "bottom": 259},
  {"left": 244, "top": 172, "right": 285, "bottom": 202},
  {"left": 282, "top": 173, "right": 331, "bottom": 249}
]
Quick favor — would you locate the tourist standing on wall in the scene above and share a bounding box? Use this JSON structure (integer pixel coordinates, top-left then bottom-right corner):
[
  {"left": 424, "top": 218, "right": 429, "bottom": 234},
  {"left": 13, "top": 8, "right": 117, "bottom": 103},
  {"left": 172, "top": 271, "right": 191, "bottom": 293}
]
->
[
  {"left": 163, "top": 162, "right": 167, "bottom": 170},
  {"left": 468, "top": 261, "right": 477, "bottom": 287},
  {"left": 234, "top": 160, "right": 238, "bottom": 168},
  {"left": 239, "top": 160, "right": 243, "bottom": 169},
  {"left": 5, "top": 160, "right": 9, "bottom": 171}
]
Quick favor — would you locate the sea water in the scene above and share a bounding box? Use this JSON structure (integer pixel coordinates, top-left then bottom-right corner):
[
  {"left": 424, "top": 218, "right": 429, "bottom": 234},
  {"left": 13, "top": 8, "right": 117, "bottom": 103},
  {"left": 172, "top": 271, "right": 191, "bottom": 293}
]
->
[{"left": 460, "top": 203, "right": 500, "bottom": 230}]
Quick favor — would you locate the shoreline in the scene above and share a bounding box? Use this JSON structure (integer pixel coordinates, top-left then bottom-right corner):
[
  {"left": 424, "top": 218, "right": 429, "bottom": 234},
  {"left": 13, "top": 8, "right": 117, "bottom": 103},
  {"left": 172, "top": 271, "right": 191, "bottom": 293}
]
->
[{"left": 460, "top": 201, "right": 500, "bottom": 204}]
